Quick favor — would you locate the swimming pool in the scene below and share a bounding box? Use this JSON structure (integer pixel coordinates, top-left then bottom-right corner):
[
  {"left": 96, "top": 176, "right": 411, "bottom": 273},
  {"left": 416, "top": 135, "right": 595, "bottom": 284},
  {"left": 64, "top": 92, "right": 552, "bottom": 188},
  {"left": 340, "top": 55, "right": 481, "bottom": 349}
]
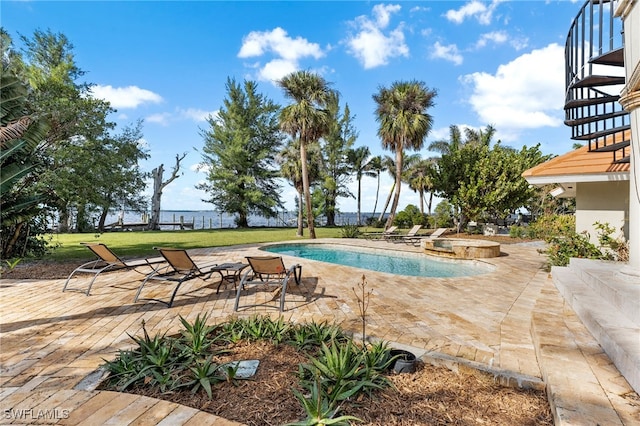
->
[{"left": 262, "top": 243, "right": 491, "bottom": 278}]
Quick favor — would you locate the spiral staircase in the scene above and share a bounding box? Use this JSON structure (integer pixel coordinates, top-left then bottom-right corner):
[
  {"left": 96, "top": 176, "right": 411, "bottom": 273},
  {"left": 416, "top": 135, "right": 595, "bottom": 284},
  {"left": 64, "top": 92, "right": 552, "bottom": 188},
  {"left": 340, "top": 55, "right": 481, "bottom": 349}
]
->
[
  {"left": 554, "top": 0, "right": 640, "bottom": 400},
  {"left": 565, "top": 0, "right": 629, "bottom": 164}
]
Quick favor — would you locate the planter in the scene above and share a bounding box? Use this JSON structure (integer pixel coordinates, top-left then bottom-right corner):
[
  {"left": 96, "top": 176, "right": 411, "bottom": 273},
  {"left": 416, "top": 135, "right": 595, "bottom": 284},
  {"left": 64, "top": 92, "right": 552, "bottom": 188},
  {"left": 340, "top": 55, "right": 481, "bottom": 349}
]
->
[{"left": 390, "top": 349, "right": 416, "bottom": 374}]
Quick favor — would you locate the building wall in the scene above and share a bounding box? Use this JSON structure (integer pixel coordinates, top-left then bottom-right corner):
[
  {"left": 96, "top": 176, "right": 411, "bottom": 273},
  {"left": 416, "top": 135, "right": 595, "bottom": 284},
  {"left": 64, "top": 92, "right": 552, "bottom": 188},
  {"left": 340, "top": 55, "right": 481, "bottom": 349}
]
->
[{"left": 576, "top": 181, "right": 629, "bottom": 244}]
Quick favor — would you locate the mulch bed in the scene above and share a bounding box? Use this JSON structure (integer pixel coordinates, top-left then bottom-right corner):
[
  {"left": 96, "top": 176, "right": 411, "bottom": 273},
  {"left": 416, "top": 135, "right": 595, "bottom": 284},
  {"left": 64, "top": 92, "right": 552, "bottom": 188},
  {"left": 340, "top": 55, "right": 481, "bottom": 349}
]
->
[{"left": 108, "top": 340, "right": 553, "bottom": 425}]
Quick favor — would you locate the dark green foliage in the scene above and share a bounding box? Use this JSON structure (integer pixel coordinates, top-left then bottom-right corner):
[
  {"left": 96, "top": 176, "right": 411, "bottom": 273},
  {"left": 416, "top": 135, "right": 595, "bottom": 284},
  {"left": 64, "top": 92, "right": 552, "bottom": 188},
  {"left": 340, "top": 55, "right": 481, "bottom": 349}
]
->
[
  {"left": 430, "top": 125, "right": 551, "bottom": 226},
  {"left": 198, "top": 78, "right": 285, "bottom": 227},
  {"left": 320, "top": 93, "right": 357, "bottom": 226},
  {"left": 0, "top": 67, "right": 51, "bottom": 259},
  {"left": 392, "top": 204, "right": 429, "bottom": 228}
]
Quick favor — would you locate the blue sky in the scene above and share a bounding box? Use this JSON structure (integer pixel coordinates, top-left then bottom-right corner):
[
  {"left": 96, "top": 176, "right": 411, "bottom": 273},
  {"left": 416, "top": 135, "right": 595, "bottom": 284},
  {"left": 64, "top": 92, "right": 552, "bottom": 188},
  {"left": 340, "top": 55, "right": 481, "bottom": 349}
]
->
[{"left": 5, "top": 0, "right": 585, "bottom": 213}]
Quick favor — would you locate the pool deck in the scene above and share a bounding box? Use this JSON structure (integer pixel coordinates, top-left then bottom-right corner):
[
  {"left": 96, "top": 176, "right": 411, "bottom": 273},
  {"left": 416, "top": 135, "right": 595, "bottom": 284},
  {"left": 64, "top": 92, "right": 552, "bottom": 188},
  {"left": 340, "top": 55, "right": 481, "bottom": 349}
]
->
[{"left": 0, "top": 238, "right": 638, "bottom": 425}]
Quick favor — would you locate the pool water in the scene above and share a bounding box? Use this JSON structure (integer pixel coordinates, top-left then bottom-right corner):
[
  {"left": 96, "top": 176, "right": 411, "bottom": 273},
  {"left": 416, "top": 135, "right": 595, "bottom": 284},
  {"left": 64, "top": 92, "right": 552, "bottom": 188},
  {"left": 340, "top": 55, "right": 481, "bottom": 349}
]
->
[{"left": 262, "top": 243, "right": 489, "bottom": 278}]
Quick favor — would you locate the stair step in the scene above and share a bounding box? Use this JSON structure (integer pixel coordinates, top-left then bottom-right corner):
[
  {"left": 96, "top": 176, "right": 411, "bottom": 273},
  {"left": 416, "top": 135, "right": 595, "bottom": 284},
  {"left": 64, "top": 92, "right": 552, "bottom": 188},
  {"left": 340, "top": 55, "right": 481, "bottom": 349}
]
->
[
  {"left": 565, "top": 95, "right": 620, "bottom": 109},
  {"left": 590, "top": 47, "right": 624, "bottom": 67},
  {"left": 551, "top": 266, "right": 640, "bottom": 394},
  {"left": 531, "top": 279, "right": 627, "bottom": 426},
  {"left": 573, "top": 125, "right": 631, "bottom": 141},
  {"left": 568, "top": 258, "right": 640, "bottom": 326},
  {"left": 569, "top": 75, "right": 626, "bottom": 89},
  {"left": 564, "top": 110, "right": 628, "bottom": 126},
  {"left": 591, "top": 139, "right": 631, "bottom": 152}
]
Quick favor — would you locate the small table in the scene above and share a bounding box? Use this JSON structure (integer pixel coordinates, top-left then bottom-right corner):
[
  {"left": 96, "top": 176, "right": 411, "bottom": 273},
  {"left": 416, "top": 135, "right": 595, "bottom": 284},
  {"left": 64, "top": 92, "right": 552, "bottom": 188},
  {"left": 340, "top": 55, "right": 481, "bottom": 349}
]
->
[{"left": 213, "top": 263, "right": 249, "bottom": 293}]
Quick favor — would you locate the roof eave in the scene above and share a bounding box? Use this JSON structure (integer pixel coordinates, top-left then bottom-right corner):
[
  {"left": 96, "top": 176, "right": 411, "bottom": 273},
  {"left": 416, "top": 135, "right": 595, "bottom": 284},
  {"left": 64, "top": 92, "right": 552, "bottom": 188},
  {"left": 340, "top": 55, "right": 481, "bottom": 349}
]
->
[{"left": 524, "top": 171, "right": 630, "bottom": 186}]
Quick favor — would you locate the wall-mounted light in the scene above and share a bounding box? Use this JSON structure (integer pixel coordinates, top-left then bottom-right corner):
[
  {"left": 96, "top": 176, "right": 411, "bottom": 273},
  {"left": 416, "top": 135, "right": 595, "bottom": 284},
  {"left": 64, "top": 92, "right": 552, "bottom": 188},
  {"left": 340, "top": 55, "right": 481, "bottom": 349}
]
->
[{"left": 550, "top": 186, "right": 566, "bottom": 197}]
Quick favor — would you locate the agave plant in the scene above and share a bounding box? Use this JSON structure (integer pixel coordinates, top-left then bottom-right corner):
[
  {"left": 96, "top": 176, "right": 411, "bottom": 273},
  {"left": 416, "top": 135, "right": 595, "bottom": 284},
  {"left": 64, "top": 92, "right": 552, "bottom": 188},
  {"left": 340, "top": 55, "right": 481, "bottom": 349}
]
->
[{"left": 287, "top": 376, "right": 362, "bottom": 426}]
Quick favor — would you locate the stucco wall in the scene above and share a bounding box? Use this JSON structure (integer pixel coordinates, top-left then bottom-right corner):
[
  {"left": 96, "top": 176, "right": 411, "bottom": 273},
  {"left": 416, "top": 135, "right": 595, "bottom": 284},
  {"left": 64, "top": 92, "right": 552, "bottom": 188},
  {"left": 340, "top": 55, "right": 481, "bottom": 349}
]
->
[{"left": 576, "top": 181, "right": 629, "bottom": 244}]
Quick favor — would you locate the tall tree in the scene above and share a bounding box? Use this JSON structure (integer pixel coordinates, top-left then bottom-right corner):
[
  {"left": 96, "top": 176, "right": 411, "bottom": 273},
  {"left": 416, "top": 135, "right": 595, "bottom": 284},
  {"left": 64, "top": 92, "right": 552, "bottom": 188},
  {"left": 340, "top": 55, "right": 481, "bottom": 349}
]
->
[
  {"left": 278, "top": 71, "right": 333, "bottom": 239},
  {"left": 51, "top": 121, "right": 150, "bottom": 232},
  {"left": 320, "top": 92, "right": 357, "bottom": 226},
  {"left": 198, "top": 78, "right": 284, "bottom": 227},
  {"left": 377, "top": 155, "right": 397, "bottom": 223},
  {"left": 347, "top": 146, "right": 373, "bottom": 225},
  {"left": 4, "top": 29, "right": 150, "bottom": 233},
  {"left": 277, "top": 139, "right": 322, "bottom": 236},
  {"left": 365, "top": 155, "right": 384, "bottom": 221},
  {"left": 373, "top": 80, "right": 437, "bottom": 229},
  {"left": 377, "top": 153, "right": 420, "bottom": 222}
]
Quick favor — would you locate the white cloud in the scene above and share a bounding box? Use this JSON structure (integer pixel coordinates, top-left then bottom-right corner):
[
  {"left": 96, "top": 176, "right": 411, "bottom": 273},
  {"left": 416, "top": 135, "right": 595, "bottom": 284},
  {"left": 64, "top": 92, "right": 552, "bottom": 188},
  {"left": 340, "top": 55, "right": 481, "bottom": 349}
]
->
[
  {"left": 259, "top": 59, "right": 299, "bottom": 82},
  {"left": 91, "top": 85, "right": 163, "bottom": 109},
  {"left": 372, "top": 4, "right": 401, "bottom": 28},
  {"left": 238, "top": 27, "right": 325, "bottom": 83},
  {"left": 179, "top": 108, "right": 216, "bottom": 122},
  {"left": 146, "top": 112, "right": 172, "bottom": 126},
  {"left": 461, "top": 43, "right": 565, "bottom": 136},
  {"left": 445, "top": 0, "right": 504, "bottom": 25},
  {"left": 346, "top": 5, "right": 409, "bottom": 69},
  {"left": 475, "top": 30, "right": 508, "bottom": 49},
  {"left": 430, "top": 41, "right": 463, "bottom": 65},
  {"left": 145, "top": 108, "right": 216, "bottom": 126}
]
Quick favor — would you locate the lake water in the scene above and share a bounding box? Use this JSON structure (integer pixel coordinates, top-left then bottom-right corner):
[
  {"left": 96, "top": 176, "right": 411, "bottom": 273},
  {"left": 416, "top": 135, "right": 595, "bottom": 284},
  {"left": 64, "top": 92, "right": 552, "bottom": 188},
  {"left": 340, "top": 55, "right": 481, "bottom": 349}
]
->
[{"left": 104, "top": 210, "right": 381, "bottom": 230}]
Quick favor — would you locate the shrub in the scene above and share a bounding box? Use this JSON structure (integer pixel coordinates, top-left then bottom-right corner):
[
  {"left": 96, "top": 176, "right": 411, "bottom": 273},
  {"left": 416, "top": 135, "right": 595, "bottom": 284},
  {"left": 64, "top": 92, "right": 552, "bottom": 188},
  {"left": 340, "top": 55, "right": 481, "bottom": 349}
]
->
[
  {"left": 340, "top": 224, "right": 361, "bottom": 238},
  {"left": 594, "top": 221, "right": 629, "bottom": 262},
  {"left": 509, "top": 225, "right": 529, "bottom": 239},
  {"left": 542, "top": 232, "right": 603, "bottom": 267},
  {"left": 433, "top": 200, "right": 454, "bottom": 228},
  {"left": 528, "top": 214, "right": 575, "bottom": 241},
  {"left": 393, "top": 204, "right": 429, "bottom": 228}
]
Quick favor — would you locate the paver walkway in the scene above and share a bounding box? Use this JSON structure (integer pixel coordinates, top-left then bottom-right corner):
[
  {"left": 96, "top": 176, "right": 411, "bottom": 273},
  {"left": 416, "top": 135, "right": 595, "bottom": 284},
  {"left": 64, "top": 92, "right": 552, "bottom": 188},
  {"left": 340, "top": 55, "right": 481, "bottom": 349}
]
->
[{"left": 1, "top": 239, "right": 638, "bottom": 424}]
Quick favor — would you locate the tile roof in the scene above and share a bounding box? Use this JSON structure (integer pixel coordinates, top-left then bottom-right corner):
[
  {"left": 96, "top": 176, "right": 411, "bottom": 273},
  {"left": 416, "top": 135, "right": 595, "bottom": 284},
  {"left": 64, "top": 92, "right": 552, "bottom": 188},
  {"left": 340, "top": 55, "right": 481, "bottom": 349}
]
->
[{"left": 522, "top": 144, "right": 630, "bottom": 179}]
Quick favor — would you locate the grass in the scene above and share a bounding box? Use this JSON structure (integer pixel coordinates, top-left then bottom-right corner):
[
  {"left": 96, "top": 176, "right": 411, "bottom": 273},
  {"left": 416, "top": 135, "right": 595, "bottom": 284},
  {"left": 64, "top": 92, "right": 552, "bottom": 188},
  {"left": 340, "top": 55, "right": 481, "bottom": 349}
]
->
[{"left": 45, "top": 227, "right": 347, "bottom": 261}]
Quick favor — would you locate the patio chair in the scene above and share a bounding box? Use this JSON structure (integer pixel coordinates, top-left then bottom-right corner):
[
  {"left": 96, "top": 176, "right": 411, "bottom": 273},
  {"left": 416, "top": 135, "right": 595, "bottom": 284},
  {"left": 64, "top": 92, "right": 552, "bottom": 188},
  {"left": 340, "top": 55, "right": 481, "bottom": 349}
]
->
[
  {"left": 388, "top": 225, "right": 423, "bottom": 244},
  {"left": 234, "top": 256, "right": 302, "bottom": 312},
  {"left": 362, "top": 225, "right": 398, "bottom": 240},
  {"left": 62, "top": 242, "right": 166, "bottom": 296},
  {"left": 426, "top": 227, "right": 448, "bottom": 240},
  {"left": 134, "top": 247, "right": 221, "bottom": 307}
]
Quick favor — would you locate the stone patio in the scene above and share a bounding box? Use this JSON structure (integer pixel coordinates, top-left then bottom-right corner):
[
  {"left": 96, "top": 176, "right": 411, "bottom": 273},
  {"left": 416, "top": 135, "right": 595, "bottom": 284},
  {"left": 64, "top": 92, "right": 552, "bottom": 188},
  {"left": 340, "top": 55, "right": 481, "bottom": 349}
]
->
[{"left": 0, "top": 239, "right": 638, "bottom": 424}]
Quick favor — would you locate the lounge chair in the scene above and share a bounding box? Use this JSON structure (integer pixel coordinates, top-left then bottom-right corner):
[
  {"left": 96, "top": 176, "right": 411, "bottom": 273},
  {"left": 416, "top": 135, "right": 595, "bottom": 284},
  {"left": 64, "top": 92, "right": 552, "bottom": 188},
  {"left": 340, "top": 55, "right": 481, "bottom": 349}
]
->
[
  {"left": 403, "top": 227, "right": 448, "bottom": 246},
  {"left": 134, "top": 247, "right": 222, "bottom": 307},
  {"left": 362, "top": 225, "right": 398, "bottom": 240},
  {"left": 388, "top": 225, "right": 423, "bottom": 244},
  {"left": 62, "top": 242, "right": 166, "bottom": 295},
  {"left": 420, "top": 227, "right": 448, "bottom": 243},
  {"left": 234, "top": 256, "right": 302, "bottom": 312}
]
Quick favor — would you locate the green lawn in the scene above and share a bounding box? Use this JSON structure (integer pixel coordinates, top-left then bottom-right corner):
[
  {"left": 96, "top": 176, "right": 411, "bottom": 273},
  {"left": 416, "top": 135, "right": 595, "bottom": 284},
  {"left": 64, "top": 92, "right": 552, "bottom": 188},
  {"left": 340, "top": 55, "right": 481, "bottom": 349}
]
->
[{"left": 45, "top": 227, "right": 350, "bottom": 261}]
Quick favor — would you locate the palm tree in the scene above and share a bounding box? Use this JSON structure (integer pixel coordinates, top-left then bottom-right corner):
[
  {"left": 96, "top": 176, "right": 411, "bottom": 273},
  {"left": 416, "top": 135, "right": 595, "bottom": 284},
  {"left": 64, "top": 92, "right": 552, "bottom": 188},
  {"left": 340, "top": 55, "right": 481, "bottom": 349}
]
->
[
  {"left": 1, "top": 71, "right": 49, "bottom": 258},
  {"left": 277, "top": 139, "right": 322, "bottom": 236},
  {"left": 365, "top": 155, "right": 384, "bottom": 221},
  {"left": 347, "top": 146, "right": 373, "bottom": 225},
  {"left": 377, "top": 155, "right": 397, "bottom": 223},
  {"left": 373, "top": 80, "right": 437, "bottom": 229},
  {"left": 428, "top": 124, "right": 463, "bottom": 155},
  {"left": 278, "top": 71, "right": 333, "bottom": 239},
  {"left": 406, "top": 158, "right": 436, "bottom": 215},
  {"left": 377, "top": 153, "right": 420, "bottom": 222}
]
